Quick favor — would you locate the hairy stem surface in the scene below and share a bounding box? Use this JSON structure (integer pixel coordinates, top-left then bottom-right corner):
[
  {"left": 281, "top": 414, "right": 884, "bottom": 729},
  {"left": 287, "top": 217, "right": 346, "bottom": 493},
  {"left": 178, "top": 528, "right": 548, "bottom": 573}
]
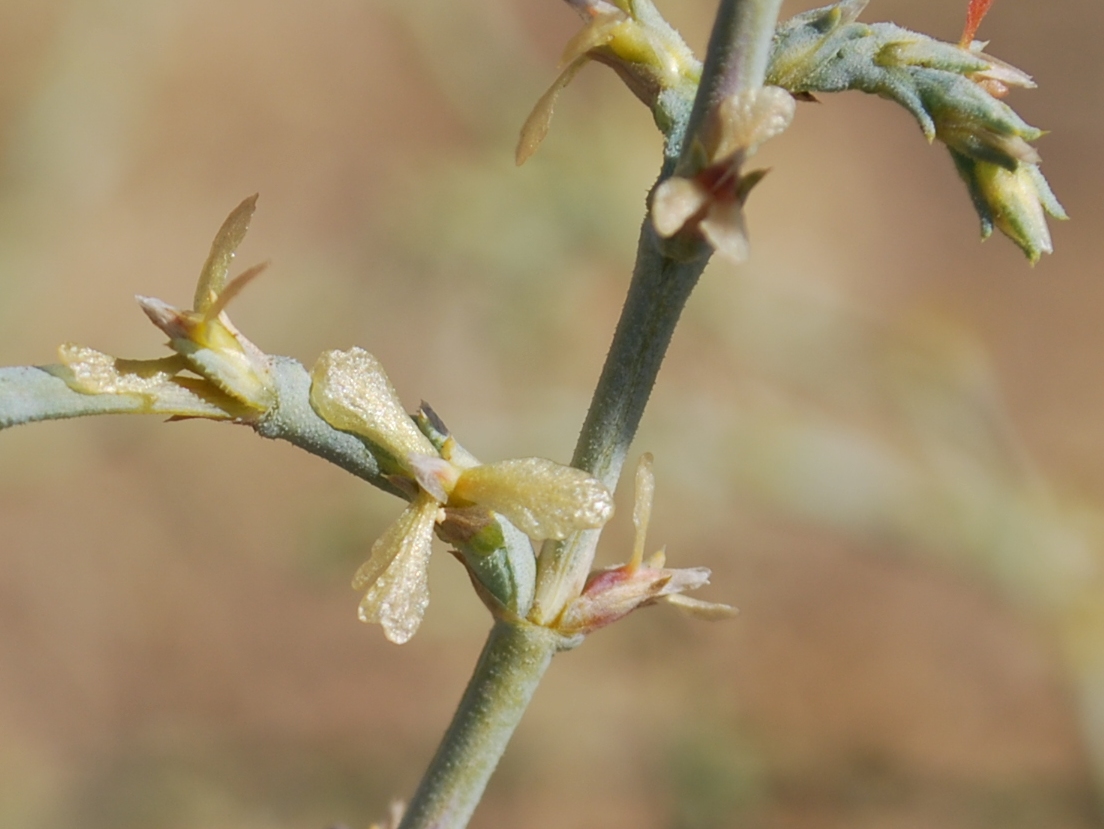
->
[
  {"left": 531, "top": 222, "right": 709, "bottom": 623},
  {"left": 396, "top": 621, "right": 561, "bottom": 829}
]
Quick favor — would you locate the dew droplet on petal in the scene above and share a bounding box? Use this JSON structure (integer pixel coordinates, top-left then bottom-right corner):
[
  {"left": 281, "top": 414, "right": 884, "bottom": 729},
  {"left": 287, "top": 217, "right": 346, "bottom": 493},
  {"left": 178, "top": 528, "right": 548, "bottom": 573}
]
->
[{"left": 310, "top": 348, "right": 437, "bottom": 461}]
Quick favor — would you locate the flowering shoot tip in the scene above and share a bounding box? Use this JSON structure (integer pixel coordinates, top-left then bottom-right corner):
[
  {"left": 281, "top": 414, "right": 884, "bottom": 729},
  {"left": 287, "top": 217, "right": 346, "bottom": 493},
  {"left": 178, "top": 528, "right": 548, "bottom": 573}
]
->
[{"left": 767, "top": 0, "right": 1063, "bottom": 261}]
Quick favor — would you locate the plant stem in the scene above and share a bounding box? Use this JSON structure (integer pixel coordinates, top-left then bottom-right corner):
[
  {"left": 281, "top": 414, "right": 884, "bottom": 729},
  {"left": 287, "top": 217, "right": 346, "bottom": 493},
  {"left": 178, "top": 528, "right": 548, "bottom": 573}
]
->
[
  {"left": 396, "top": 621, "right": 562, "bottom": 829},
  {"left": 530, "top": 223, "right": 710, "bottom": 623},
  {"left": 681, "top": 0, "right": 785, "bottom": 167},
  {"left": 532, "top": 0, "right": 786, "bottom": 623},
  {"left": 397, "top": 1, "right": 787, "bottom": 826}
]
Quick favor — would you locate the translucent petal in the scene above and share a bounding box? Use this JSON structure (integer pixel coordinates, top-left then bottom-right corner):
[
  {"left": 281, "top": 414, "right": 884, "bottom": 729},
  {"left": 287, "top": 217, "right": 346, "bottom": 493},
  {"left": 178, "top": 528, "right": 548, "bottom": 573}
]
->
[
  {"left": 516, "top": 56, "right": 588, "bottom": 166},
  {"left": 354, "top": 494, "right": 438, "bottom": 644},
  {"left": 54, "top": 345, "right": 243, "bottom": 419},
  {"left": 651, "top": 177, "right": 708, "bottom": 238},
  {"left": 310, "top": 347, "right": 437, "bottom": 462},
  {"left": 630, "top": 453, "right": 654, "bottom": 570},
  {"left": 352, "top": 492, "right": 438, "bottom": 590},
  {"left": 452, "top": 457, "right": 613, "bottom": 540},
  {"left": 700, "top": 199, "right": 750, "bottom": 264},
  {"left": 194, "top": 194, "right": 258, "bottom": 314},
  {"left": 664, "top": 593, "right": 738, "bottom": 620},
  {"left": 712, "top": 86, "right": 795, "bottom": 162},
  {"left": 58, "top": 344, "right": 182, "bottom": 397}
]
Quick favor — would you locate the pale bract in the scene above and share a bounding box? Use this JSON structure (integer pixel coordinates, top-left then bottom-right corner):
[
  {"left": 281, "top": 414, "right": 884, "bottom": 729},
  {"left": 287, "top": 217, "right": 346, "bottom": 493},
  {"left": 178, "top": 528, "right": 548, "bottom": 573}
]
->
[
  {"left": 452, "top": 458, "right": 614, "bottom": 541},
  {"left": 53, "top": 346, "right": 235, "bottom": 419},
  {"left": 309, "top": 347, "right": 437, "bottom": 464}
]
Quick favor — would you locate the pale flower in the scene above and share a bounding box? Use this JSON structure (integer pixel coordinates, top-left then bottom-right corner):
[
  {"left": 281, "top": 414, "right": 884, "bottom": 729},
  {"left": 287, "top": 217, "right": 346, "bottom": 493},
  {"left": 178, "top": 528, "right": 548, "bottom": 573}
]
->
[
  {"left": 556, "top": 454, "right": 734, "bottom": 636},
  {"left": 51, "top": 195, "right": 275, "bottom": 419},
  {"left": 652, "top": 86, "right": 795, "bottom": 263},
  {"left": 310, "top": 347, "right": 614, "bottom": 643},
  {"left": 137, "top": 194, "right": 275, "bottom": 411}
]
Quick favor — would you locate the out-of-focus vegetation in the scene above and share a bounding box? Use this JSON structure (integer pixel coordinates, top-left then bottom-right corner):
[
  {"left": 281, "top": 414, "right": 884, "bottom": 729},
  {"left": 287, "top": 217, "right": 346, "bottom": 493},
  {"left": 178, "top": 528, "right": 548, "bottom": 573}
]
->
[{"left": 1, "top": 1, "right": 1103, "bottom": 827}]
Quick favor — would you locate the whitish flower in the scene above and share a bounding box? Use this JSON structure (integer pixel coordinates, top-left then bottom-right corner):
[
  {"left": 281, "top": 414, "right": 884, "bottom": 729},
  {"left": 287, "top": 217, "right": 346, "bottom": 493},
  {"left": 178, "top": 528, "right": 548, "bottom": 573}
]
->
[
  {"left": 652, "top": 86, "right": 794, "bottom": 263},
  {"left": 557, "top": 454, "right": 734, "bottom": 636},
  {"left": 517, "top": 0, "right": 700, "bottom": 164},
  {"left": 51, "top": 196, "right": 274, "bottom": 420},
  {"left": 137, "top": 194, "right": 275, "bottom": 411},
  {"left": 310, "top": 347, "right": 614, "bottom": 643}
]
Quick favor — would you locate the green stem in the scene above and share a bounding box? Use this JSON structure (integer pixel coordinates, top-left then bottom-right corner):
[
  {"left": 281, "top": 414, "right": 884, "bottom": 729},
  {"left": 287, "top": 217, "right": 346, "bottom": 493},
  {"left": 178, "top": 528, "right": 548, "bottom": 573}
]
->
[
  {"left": 681, "top": 0, "right": 786, "bottom": 166},
  {"left": 396, "top": 621, "right": 562, "bottom": 829},
  {"left": 532, "top": 0, "right": 786, "bottom": 623},
  {"left": 395, "top": 1, "right": 787, "bottom": 826},
  {"left": 530, "top": 222, "right": 710, "bottom": 623}
]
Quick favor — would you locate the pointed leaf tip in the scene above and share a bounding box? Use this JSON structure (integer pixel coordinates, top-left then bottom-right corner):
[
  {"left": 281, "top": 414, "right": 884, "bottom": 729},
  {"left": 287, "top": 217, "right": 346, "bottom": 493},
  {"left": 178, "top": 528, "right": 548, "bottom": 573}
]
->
[
  {"left": 194, "top": 194, "right": 260, "bottom": 313},
  {"left": 516, "top": 57, "right": 588, "bottom": 165},
  {"left": 962, "top": 0, "right": 995, "bottom": 46}
]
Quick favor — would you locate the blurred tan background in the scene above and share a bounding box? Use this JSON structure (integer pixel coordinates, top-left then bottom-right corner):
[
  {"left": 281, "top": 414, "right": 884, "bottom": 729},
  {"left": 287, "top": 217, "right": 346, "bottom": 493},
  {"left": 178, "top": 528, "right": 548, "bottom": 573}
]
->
[{"left": 1, "top": 1, "right": 1103, "bottom": 827}]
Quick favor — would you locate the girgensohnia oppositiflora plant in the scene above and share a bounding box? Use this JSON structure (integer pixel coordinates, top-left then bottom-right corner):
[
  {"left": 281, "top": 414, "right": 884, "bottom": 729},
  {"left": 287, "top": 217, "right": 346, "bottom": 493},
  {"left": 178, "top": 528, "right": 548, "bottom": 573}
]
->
[{"left": 0, "top": 1, "right": 1064, "bottom": 827}]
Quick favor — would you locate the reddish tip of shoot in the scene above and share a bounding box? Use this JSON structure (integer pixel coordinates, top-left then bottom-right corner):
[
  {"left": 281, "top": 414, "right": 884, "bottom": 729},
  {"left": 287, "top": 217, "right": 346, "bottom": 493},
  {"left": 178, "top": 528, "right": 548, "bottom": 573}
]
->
[{"left": 961, "top": 0, "right": 995, "bottom": 47}]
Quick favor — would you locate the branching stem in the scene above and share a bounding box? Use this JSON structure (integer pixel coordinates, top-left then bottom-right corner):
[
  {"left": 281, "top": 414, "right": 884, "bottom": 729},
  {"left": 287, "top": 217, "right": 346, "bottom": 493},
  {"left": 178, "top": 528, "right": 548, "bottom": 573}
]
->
[{"left": 395, "top": 3, "right": 785, "bottom": 828}]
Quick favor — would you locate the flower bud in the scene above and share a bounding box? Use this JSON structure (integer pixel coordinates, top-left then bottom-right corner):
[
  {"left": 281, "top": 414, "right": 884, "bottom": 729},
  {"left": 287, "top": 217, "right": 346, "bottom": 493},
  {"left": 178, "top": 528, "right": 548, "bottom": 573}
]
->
[{"left": 951, "top": 151, "right": 1068, "bottom": 264}]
